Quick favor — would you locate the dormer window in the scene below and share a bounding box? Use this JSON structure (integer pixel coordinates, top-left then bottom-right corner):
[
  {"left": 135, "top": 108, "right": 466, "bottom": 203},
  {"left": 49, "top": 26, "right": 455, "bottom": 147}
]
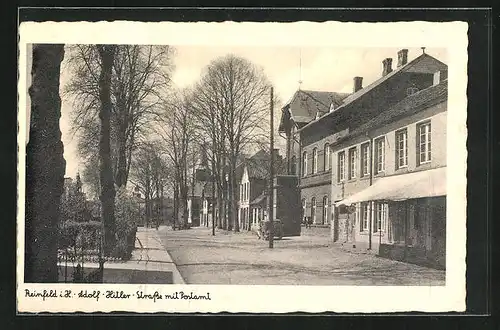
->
[
  {"left": 315, "top": 111, "right": 321, "bottom": 120},
  {"left": 407, "top": 87, "right": 419, "bottom": 96},
  {"left": 329, "top": 102, "right": 335, "bottom": 112}
]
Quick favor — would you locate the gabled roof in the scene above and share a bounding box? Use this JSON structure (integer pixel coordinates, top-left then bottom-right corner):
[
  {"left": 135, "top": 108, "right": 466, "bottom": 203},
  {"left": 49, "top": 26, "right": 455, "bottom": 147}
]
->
[
  {"left": 250, "top": 191, "right": 267, "bottom": 206},
  {"left": 279, "top": 90, "right": 350, "bottom": 131},
  {"left": 241, "top": 150, "right": 287, "bottom": 181},
  {"left": 338, "top": 80, "right": 448, "bottom": 144},
  {"left": 297, "top": 53, "right": 448, "bottom": 132}
]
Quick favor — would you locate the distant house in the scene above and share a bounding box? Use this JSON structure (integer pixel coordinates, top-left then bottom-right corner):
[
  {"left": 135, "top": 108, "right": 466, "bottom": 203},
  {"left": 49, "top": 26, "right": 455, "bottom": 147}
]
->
[
  {"left": 199, "top": 182, "right": 215, "bottom": 228},
  {"left": 237, "top": 149, "right": 286, "bottom": 231},
  {"left": 187, "top": 180, "right": 208, "bottom": 227},
  {"left": 156, "top": 197, "right": 174, "bottom": 225}
]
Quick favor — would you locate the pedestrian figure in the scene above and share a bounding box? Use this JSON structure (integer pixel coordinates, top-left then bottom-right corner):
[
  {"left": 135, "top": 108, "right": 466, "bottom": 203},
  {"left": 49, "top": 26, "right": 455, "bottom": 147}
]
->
[{"left": 305, "top": 217, "right": 312, "bottom": 229}]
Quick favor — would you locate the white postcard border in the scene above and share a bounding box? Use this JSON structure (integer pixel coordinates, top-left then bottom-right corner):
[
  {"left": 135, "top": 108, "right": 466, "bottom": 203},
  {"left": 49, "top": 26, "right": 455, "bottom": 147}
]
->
[{"left": 17, "top": 20, "right": 468, "bottom": 313}]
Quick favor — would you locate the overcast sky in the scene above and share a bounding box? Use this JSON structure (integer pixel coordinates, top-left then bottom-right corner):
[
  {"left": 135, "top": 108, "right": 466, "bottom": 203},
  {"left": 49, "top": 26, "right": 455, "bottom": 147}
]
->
[{"left": 57, "top": 46, "right": 447, "bottom": 179}]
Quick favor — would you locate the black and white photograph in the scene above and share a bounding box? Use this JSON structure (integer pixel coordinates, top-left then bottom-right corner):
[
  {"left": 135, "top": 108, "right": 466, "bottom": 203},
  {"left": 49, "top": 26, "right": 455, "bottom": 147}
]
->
[{"left": 17, "top": 20, "right": 468, "bottom": 313}]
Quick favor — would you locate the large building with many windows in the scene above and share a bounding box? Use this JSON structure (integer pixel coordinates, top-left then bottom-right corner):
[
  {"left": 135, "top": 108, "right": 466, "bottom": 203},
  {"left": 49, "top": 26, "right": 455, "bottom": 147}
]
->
[
  {"left": 282, "top": 48, "right": 448, "bottom": 268},
  {"left": 333, "top": 78, "right": 447, "bottom": 269}
]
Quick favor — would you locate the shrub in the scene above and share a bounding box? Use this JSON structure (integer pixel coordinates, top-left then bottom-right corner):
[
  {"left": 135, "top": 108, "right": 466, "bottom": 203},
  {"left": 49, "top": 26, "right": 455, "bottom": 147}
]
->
[
  {"left": 112, "top": 187, "right": 140, "bottom": 260},
  {"left": 58, "top": 220, "right": 102, "bottom": 249}
]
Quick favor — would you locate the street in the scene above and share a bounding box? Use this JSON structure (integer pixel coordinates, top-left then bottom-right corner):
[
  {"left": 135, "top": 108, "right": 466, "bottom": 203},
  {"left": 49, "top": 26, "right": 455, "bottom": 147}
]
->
[{"left": 159, "top": 226, "right": 445, "bottom": 286}]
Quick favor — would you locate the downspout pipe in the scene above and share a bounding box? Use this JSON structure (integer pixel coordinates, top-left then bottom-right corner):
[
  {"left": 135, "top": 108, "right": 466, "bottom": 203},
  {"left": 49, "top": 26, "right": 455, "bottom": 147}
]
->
[{"left": 367, "top": 132, "right": 374, "bottom": 250}]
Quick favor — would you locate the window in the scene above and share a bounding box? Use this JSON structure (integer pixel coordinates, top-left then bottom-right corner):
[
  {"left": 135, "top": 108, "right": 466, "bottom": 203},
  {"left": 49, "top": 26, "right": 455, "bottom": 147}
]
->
[
  {"left": 322, "top": 196, "right": 328, "bottom": 225},
  {"left": 361, "top": 203, "right": 369, "bottom": 231},
  {"left": 240, "top": 184, "right": 243, "bottom": 201},
  {"left": 396, "top": 129, "right": 408, "bottom": 169},
  {"left": 247, "top": 183, "right": 250, "bottom": 201},
  {"left": 374, "top": 202, "right": 388, "bottom": 232},
  {"left": 360, "top": 142, "right": 370, "bottom": 177},
  {"left": 374, "top": 137, "right": 385, "bottom": 174},
  {"left": 311, "top": 197, "right": 317, "bottom": 224},
  {"left": 418, "top": 122, "right": 432, "bottom": 164},
  {"left": 338, "top": 151, "right": 345, "bottom": 182},
  {"left": 348, "top": 147, "right": 357, "bottom": 180},
  {"left": 312, "top": 148, "right": 318, "bottom": 174},
  {"left": 324, "top": 143, "right": 330, "bottom": 171},
  {"left": 291, "top": 156, "right": 297, "bottom": 175},
  {"left": 302, "top": 151, "right": 308, "bottom": 177}
]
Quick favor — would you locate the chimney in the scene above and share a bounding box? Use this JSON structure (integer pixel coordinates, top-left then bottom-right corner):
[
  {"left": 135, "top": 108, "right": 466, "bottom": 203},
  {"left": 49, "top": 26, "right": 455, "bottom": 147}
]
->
[
  {"left": 382, "top": 58, "right": 393, "bottom": 76},
  {"left": 397, "top": 49, "right": 408, "bottom": 67},
  {"left": 353, "top": 76, "right": 363, "bottom": 93}
]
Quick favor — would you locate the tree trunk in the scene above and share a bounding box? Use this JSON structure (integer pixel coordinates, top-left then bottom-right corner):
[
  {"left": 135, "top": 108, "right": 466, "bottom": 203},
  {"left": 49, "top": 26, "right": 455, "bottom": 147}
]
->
[
  {"left": 174, "top": 182, "right": 179, "bottom": 227},
  {"left": 179, "top": 185, "right": 188, "bottom": 226},
  {"left": 216, "top": 183, "right": 223, "bottom": 229},
  {"left": 231, "top": 159, "right": 239, "bottom": 232},
  {"left": 25, "top": 44, "right": 66, "bottom": 283},
  {"left": 97, "top": 45, "right": 117, "bottom": 256},
  {"left": 145, "top": 174, "right": 151, "bottom": 227},
  {"left": 221, "top": 168, "right": 228, "bottom": 230},
  {"left": 115, "top": 122, "right": 128, "bottom": 188},
  {"left": 160, "top": 184, "right": 164, "bottom": 225},
  {"left": 227, "top": 173, "right": 233, "bottom": 231}
]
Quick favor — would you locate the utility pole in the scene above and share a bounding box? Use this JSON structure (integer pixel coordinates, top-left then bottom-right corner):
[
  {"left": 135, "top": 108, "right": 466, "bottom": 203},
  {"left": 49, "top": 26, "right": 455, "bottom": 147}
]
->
[
  {"left": 210, "top": 146, "right": 216, "bottom": 236},
  {"left": 269, "top": 87, "right": 274, "bottom": 249},
  {"left": 212, "top": 171, "right": 216, "bottom": 236}
]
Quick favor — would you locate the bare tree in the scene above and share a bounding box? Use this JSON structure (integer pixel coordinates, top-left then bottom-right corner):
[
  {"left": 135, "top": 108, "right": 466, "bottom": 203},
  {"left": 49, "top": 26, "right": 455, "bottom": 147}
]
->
[
  {"left": 80, "top": 153, "right": 100, "bottom": 200},
  {"left": 155, "top": 90, "right": 196, "bottom": 228},
  {"left": 64, "top": 45, "right": 174, "bottom": 188},
  {"left": 191, "top": 55, "right": 273, "bottom": 232},
  {"left": 129, "top": 142, "right": 170, "bottom": 227},
  {"left": 97, "top": 44, "right": 117, "bottom": 256}
]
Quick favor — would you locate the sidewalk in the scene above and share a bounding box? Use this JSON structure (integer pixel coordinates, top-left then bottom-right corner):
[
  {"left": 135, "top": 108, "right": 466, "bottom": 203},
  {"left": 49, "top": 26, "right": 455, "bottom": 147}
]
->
[{"left": 57, "top": 226, "right": 185, "bottom": 284}]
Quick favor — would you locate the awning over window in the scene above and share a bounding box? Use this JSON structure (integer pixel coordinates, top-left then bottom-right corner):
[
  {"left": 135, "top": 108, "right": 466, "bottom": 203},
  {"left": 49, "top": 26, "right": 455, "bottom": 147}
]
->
[{"left": 336, "top": 167, "right": 446, "bottom": 206}]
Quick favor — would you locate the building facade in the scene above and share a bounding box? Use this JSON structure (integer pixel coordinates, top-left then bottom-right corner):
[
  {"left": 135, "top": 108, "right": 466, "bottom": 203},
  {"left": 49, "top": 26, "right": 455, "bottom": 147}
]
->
[
  {"left": 278, "top": 90, "right": 350, "bottom": 229},
  {"left": 323, "top": 52, "right": 448, "bottom": 269},
  {"left": 333, "top": 80, "right": 447, "bottom": 268},
  {"left": 282, "top": 48, "right": 448, "bottom": 268},
  {"left": 236, "top": 149, "right": 286, "bottom": 231}
]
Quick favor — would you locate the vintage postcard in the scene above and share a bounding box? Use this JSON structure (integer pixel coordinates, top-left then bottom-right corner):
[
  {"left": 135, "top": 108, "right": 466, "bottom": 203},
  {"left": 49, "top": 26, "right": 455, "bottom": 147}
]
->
[{"left": 17, "top": 20, "right": 468, "bottom": 313}]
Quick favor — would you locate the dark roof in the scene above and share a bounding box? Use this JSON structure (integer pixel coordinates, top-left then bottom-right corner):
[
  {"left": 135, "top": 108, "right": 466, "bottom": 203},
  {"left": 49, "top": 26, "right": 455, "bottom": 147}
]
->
[
  {"left": 339, "top": 80, "right": 448, "bottom": 143},
  {"left": 298, "top": 53, "right": 448, "bottom": 132},
  {"left": 283, "top": 90, "right": 350, "bottom": 125},
  {"left": 250, "top": 191, "right": 267, "bottom": 205},
  {"left": 245, "top": 150, "right": 287, "bottom": 180}
]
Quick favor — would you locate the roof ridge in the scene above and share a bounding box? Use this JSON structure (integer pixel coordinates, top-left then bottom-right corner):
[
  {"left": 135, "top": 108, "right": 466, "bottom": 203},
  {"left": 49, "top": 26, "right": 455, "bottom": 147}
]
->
[
  {"left": 299, "top": 90, "right": 335, "bottom": 109},
  {"left": 297, "top": 53, "right": 447, "bottom": 132}
]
